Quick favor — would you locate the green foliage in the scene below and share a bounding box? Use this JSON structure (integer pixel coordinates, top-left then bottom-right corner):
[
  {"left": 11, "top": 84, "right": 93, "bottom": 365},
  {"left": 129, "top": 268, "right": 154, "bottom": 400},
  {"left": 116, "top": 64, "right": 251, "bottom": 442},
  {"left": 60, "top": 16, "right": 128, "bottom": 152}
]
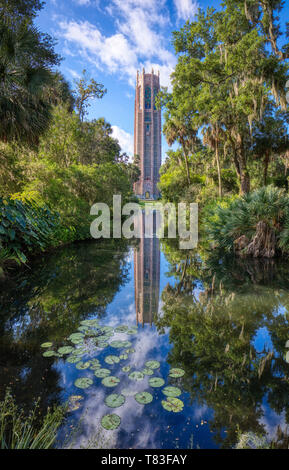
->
[
  {"left": 160, "top": 0, "right": 289, "bottom": 195},
  {"left": 0, "top": 103, "right": 135, "bottom": 261},
  {"left": 0, "top": 191, "right": 61, "bottom": 263},
  {"left": 235, "top": 431, "right": 269, "bottom": 449},
  {"left": 205, "top": 186, "right": 289, "bottom": 254},
  {"left": 0, "top": 388, "right": 65, "bottom": 449},
  {"left": 159, "top": 148, "right": 207, "bottom": 203},
  {"left": 0, "top": 0, "right": 44, "bottom": 22},
  {"left": 0, "top": 2, "right": 60, "bottom": 143},
  {"left": 74, "top": 69, "right": 107, "bottom": 122},
  {"left": 156, "top": 240, "right": 289, "bottom": 447}
]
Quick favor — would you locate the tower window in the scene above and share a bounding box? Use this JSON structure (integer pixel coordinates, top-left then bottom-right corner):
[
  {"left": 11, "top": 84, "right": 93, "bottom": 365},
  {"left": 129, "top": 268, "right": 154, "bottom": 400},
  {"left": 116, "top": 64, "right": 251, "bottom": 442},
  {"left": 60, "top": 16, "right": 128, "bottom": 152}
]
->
[{"left": 145, "top": 87, "right": 151, "bottom": 109}]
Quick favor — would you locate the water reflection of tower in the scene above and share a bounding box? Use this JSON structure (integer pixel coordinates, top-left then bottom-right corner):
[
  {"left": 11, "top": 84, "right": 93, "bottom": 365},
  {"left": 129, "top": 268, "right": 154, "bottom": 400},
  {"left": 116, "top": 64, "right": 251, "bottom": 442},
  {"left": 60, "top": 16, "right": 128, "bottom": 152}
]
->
[{"left": 134, "top": 210, "right": 160, "bottom": 326}]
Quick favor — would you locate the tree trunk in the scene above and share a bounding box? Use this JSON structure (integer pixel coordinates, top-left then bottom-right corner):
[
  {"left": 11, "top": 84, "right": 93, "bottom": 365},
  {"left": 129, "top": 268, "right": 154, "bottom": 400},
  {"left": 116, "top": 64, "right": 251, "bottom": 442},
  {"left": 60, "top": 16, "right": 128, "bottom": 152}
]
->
[
  {"left": 215, "top": 144, "right": 222, "bottom": 197},
  {"left": 240, "top": 171, "right": 250, "bottom": 194},
  {"left": 238, "top": 151, "right": 250, "bottom": 194},
  {"left": 246, "top": 221, "right": 276, "bottom": 258},
  {"left": 264, "top": 150, "right": 270, "bottom": 186},
  {"left": 183, "top": 151, "right": 191, "bottom": 186}
]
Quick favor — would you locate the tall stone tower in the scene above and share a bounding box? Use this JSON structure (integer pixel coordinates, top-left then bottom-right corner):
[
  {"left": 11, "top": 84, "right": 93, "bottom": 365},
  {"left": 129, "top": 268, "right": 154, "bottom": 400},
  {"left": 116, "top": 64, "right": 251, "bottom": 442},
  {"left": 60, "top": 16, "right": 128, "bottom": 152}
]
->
[{"left": 134, "top": 68, "right": 162, "bottom": 199}]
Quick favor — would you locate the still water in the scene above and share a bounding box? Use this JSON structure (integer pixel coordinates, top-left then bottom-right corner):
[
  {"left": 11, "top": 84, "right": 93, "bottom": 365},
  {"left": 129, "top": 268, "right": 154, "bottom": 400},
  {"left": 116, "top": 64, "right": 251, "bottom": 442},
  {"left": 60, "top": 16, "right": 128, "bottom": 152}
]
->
[{"left": 1, "top": 214, "right": 289, "bottom": 448}]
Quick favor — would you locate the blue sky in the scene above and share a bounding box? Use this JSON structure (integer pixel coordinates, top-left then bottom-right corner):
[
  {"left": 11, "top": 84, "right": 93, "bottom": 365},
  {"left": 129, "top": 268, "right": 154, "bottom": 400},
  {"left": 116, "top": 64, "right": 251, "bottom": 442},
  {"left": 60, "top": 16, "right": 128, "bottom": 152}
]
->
[{"left": 35, "top": 0, "right": 289, "bottom": 161}]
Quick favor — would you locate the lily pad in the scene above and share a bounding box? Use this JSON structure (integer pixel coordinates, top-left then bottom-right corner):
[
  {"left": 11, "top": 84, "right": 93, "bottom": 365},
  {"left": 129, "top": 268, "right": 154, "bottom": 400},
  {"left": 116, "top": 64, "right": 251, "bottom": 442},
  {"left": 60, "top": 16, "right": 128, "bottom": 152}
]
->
[
  {"left": 101, "top": 376, "right": 120, "bottom": 388},
  {"left": 101, "top": 413, "right": 121, "bottom": 430},
  {"left": 142, "top": 367, "right": 154, "bottom": 376},
  {"left": 122, "top": 366, "right": 131, "bottom": 373},
  {"left": 81, "top": 319, "right": 99, "bottom": 327},
  {"left": 115, "top": 325, "right": 129, "bottom": 333},
  {"left": 169, "top": 368, "right": 185, "bottom": 378},
  {"left": 94, "top": 368, "right": 111, "bottom": 378},
  {"left": 149, "top": 377, "right": 165, "bottom": 388},
  {"left": 126, "top": 327, "right": 138, "bottom": 335},
  {"left": 73, "top": 347, "right": 86, "bottom": 355},
  {"left": 129, "top": 371, "right": 144, "bottom": 381},
  {"left": 134, "top": 392, "right": 153, "bottom": 405},
  {"left": 105, "top": 393, "right": 125, "bottom": 408},
  {"left": 96, "top": 341, "right": 109, "bottom": 349},
  {"left": 77, "top": 326, "right": 89, "bottom": 332},
  {"left": 66, "top": 355, "right": 80, "bottom": 363},
  {"left": 100, "top": 326, "right": 114, "bottom": 333},
  {"left": 105, "top": 355, "right": 120, "bottom": 365},
  {"left": 58, "top": 346, "right": 74, "bottom": 355},
  {"left": 42, "top": 350, "right": 55, "bottom": 357},
  {"left": 74, "top": 377, "right": 93, "bottom": 389},
  {"left": 162, "top": 386, "right": 182, "bottom": 397},
  {"left": 69, "top": 333, "right": 84, "bottom": 341},
  {"left": 125, "top": 348, "right": 135, "bottom": 354},
  {"left": 100, "top": 333, "right": 113, "bottom": 340},
  {"left": 68, "top": 395, "right": 84, "bottom": 412},
  {"left": 110, "top": 341, "right": 126, "bottom": 349},
  {"left": 119, "top": 353, "right": 128, "bottom": 360},
  {"left": 76, "top": 361, "right": 91, "bottom": 370},
  {"left": 85, "top": 330, "right": 98, "bottom": 337},
  {"left": 89, "top": 359, "right": 101, "bottom": 370},
  {"left": 161, "top": 397, "right": 184, "bottom": 413},
  {"left": 145, "top": 360, "right": 160, "bottom": 370},
  {"left": 41, "top": 342, "right": 53, "bottom": 348},
  {"left": 70, "top": 337, "right": 84, "bottom": 345},
  {"left": 110, "top": 340, "right": 132, "bottom": 349}
]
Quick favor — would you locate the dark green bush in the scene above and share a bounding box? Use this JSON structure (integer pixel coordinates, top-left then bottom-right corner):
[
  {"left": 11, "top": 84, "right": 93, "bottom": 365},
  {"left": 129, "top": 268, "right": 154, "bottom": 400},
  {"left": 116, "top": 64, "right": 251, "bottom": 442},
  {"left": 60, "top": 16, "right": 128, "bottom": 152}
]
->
[
  {"left": 205, "top": 186, "right": 289, "bottom": 257},
  {"left": 0, "top": 192, "right": 61, "bottom": 263}
]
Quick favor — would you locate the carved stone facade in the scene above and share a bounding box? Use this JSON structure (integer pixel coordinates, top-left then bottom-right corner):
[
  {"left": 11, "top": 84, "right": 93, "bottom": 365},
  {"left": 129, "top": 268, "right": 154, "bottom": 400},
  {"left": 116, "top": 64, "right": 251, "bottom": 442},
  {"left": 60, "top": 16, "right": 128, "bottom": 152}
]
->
[{"left": 133, "top": 69, "right": 161, "bottom": 200}]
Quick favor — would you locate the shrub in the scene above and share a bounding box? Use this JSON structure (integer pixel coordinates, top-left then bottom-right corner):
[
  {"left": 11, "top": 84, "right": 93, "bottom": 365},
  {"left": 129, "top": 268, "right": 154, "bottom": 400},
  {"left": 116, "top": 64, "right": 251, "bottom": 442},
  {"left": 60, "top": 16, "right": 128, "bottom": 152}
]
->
[
  {"left": 205, "top": 186, "right": 289, "bottom": 258},
  {"left": 0, "top": 191, "right": 61, "bottom": 263},
  {"left": 0, "top": 389, "right": 65, "bottom": 449}
]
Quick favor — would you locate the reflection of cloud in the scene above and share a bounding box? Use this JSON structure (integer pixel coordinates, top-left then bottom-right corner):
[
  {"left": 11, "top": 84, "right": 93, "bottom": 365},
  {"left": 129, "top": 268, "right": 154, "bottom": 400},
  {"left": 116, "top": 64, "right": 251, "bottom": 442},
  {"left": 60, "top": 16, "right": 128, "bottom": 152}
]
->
[
  {"left": 57, "top": 319, "right": 169, "bottom": 448},
  {"left": 69, "top": 380, "right": 160, "bottom": 448},
  {"left": 259, "top": 406, "right": 287, "bottom": 441},
  {"left": 193, "top": 405, "right": 209, "bottom": 421},
  {"left": 131, "top": 328, "right": 165, "bottom": 367},
  {"left": 67, "top": 387, "right": 118, "bottom": 449}
]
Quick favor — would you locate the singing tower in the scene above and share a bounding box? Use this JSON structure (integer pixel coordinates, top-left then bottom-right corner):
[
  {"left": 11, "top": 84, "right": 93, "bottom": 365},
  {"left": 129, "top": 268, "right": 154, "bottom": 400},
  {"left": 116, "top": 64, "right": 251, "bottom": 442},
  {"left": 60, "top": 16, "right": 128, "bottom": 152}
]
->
[{"left": 133, "top": 68, "right": 162, "bottom": 199}]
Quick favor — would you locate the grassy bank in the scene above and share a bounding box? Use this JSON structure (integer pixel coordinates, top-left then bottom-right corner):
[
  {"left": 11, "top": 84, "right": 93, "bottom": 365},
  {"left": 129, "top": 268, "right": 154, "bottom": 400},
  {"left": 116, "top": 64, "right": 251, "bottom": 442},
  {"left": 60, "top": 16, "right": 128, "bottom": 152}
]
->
[{"left": 0, "top": 389, "right": 65, "bottom": 449}]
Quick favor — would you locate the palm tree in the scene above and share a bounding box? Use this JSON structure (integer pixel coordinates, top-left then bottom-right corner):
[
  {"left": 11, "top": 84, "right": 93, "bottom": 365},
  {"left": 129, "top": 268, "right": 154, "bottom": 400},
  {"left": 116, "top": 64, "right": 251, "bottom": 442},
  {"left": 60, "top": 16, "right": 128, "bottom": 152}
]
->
[
  {"left": 0, "top": 13, "right": 60, "bottom": 143},
  {"left": 163, "top": 116, "right": 197, "bottom": 187}
]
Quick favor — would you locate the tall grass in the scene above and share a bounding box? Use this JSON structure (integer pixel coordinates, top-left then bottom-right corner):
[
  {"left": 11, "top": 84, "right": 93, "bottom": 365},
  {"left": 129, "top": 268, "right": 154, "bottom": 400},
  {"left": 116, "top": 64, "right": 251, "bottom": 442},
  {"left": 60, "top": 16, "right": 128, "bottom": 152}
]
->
[{"left": 0, "top": 389, "right": 65, "bottom": 449}]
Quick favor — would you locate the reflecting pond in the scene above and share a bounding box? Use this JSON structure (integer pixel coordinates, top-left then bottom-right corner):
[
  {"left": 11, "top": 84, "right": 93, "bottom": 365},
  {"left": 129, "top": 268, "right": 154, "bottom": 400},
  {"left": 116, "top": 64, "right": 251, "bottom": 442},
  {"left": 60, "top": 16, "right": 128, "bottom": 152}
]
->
[{"left": 1, "top": 213, "right": 289, "bottom": 448}]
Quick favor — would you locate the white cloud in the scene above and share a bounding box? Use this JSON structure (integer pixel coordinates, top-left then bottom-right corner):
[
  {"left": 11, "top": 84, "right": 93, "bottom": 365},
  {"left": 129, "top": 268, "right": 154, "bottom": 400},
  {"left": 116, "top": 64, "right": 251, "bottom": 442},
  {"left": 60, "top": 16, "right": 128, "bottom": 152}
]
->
[
  {"left": 111, "top": 125, "right": 134, "bottom": 157},
  {"left": 59, "top": 20, "right": 137, "bottom": 82},
  {"left": 58, "top": 0, "right": 176, "bottom": 88},
  {"left": 73, "top": 0, "right": 91, "bottom": 5},
  {"left": 65, "top": 67, "right": 81, "bottom": 79},
  {"left": 174, "top": 0, "right": 199, "bottom": 21}
]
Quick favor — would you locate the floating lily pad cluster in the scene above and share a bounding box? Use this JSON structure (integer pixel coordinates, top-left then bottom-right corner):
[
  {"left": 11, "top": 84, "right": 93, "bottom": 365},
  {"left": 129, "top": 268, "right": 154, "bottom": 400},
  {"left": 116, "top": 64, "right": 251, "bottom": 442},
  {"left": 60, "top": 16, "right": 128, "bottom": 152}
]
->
[{"left": 41, "top": 319, "right": 187, "bottom": 431}]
